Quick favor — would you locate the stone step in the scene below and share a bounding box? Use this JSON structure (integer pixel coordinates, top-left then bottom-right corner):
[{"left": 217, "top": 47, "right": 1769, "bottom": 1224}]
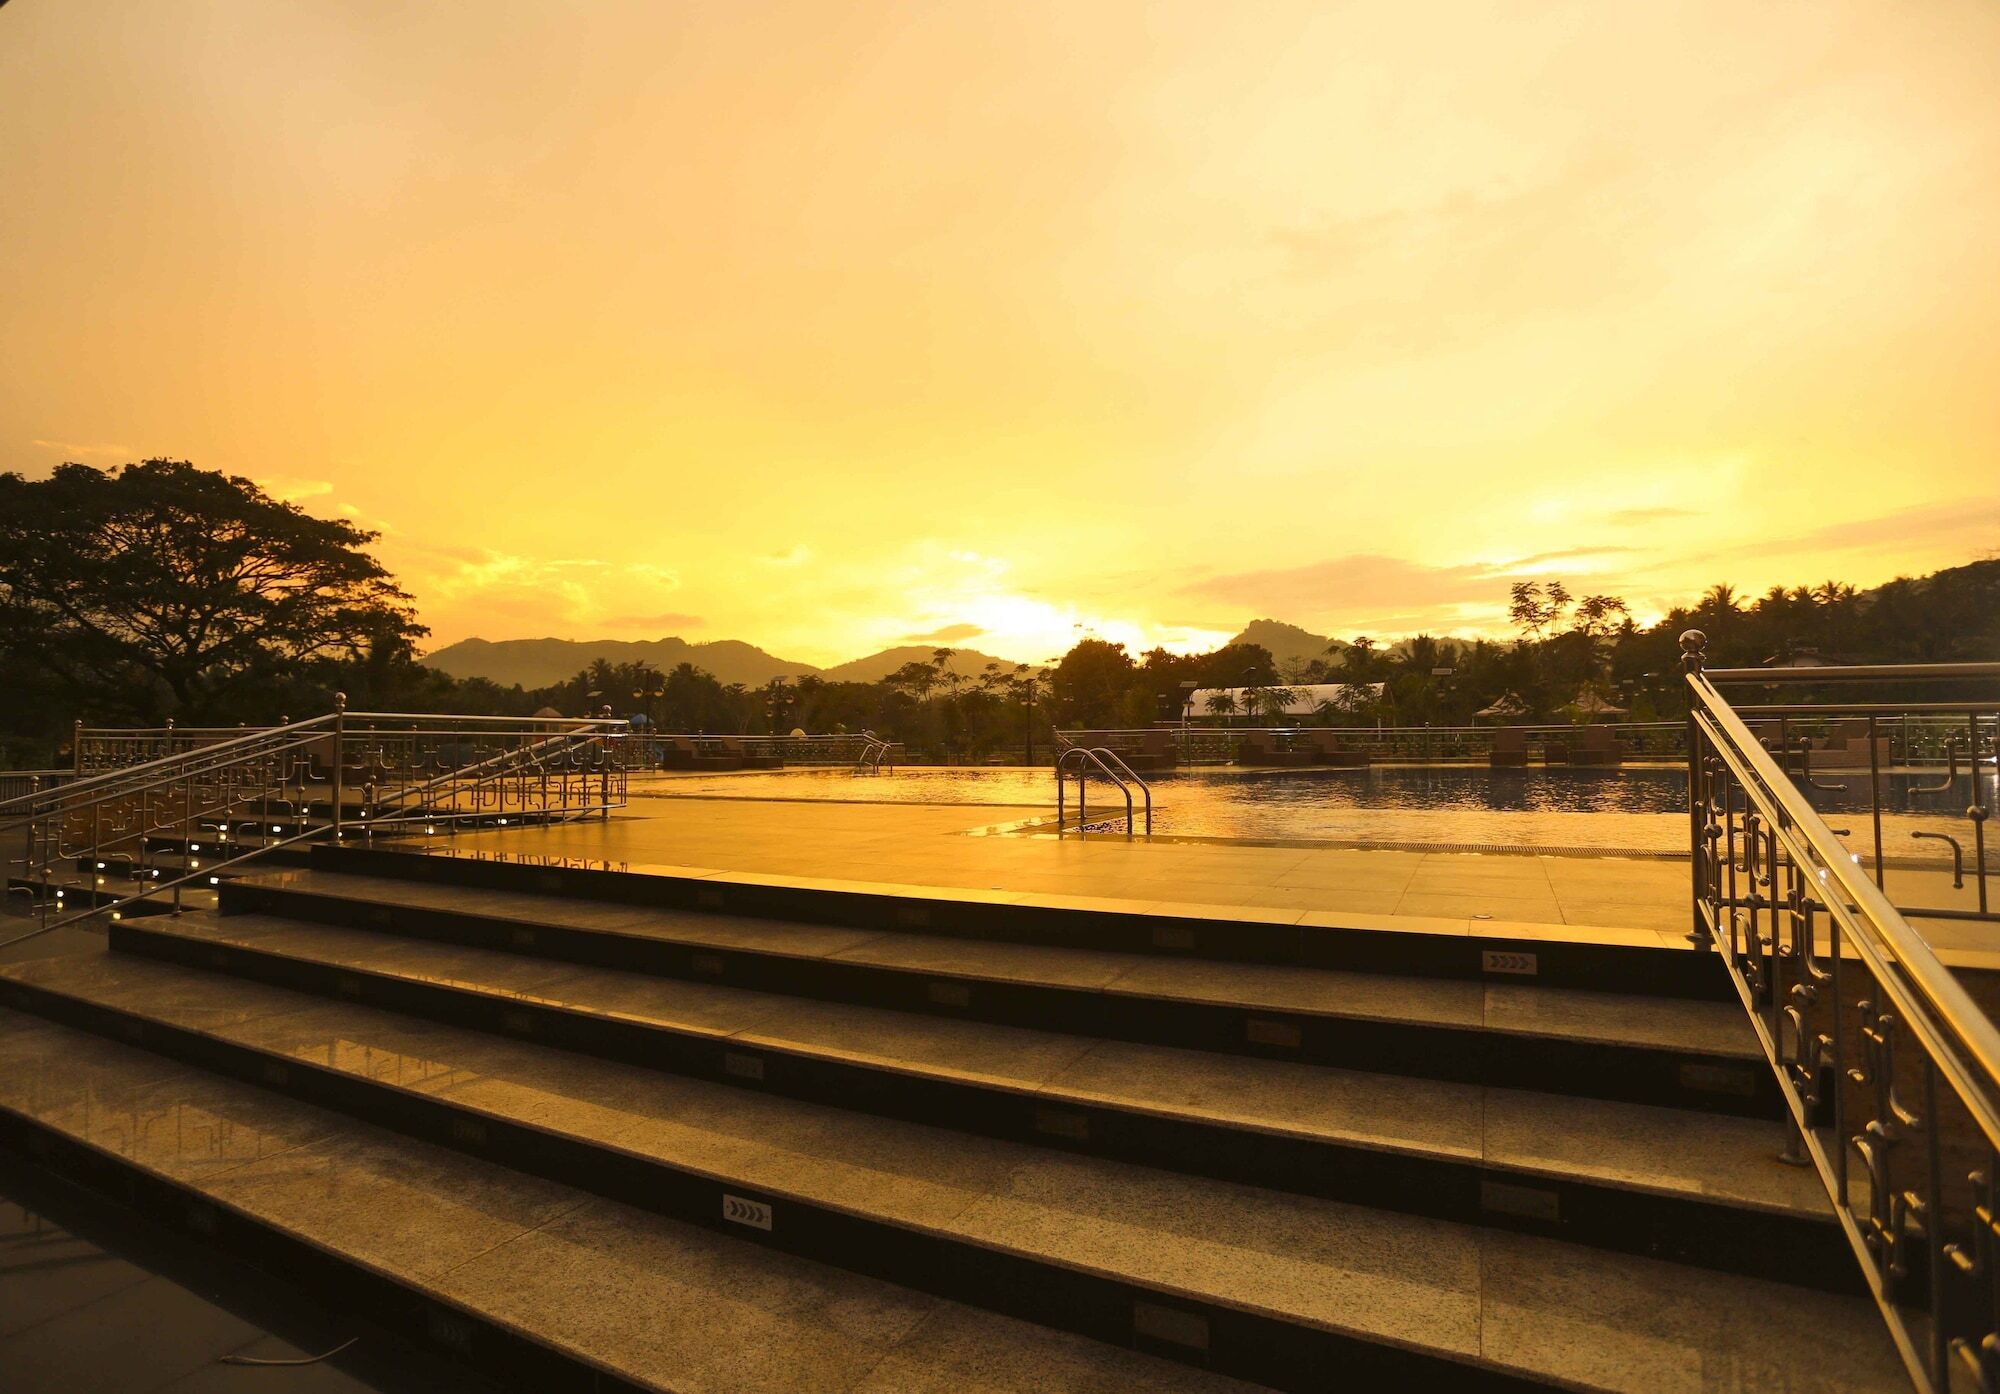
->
[
  {"left": 0, "top": 1008, "right": 1262, "bottom": 1394},
  {"left": 310, "top": 843, "right": 1727, "bottom": 996},
  {"left": 0, "top": 952, "right": 1904, "bottom": 1393},
  {"left": 228, "top": 865, "right": 1770, "bottom": 1112},
  {"left": 13, "top": 939, "right": 1842, "bottom": 1280},
  {"left": 110, "top": 909, "right": 1834, "bottom": 1275}
]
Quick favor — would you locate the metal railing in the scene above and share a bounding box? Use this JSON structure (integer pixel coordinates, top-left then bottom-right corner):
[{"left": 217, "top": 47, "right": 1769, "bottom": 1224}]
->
[
  {"left": 1055, "top": 745, "right": 1152, "bottom": 838},
  {"left": 1059, "top": 716, "right": 1995, "bottom": 770},
  {"left": 0, "top": 770, "right": 78, "bottom": 803},
  {"left": 70, "top": 720, "right": 291, "bottom": 774},
  {"left": 349, "top": 711, "right": 627, "bottom": 832},
  {"left": 3, "top": 701, "right": 630, "bottom": 945},
  {"left": 627, "top": 730, "right": 895, "bottom": 771},
  {"left": 1060, "top": 722, "right": 1691, "bottom": 765},
  {"left": 3, "top": 713, "right": 341, "bottom": 941},
  {"left": 1683, "top": 633, "right": 2000, "bottom": 1391}
]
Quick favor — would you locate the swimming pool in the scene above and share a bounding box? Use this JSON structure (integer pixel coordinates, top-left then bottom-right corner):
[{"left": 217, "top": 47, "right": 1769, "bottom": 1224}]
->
[{"left": 630, "top": 764, "right": 1994, "bottom": 854}]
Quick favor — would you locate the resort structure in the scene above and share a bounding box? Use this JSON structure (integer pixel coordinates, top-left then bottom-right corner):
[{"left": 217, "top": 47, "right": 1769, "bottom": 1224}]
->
[
  {"left": 1, "top": 638, "right": 1996, "bottom": 1392},
  {"left": 5, "top": 3, "right": 1998, "bottom": 1389}
]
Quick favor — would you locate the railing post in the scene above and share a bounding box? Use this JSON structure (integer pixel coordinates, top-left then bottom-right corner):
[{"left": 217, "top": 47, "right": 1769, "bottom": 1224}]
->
[
  {"left": 331, "top": 694, "right": 346, "bottom": 843},
  {"left": 599, "top": 706, "right": 614, "bottom": 818},
  {"left": 1681, "top": 629, "right": 1707, "bottom": 948},
  {"left": 71, "top": 719, "right": 83, "bottom": 775}
]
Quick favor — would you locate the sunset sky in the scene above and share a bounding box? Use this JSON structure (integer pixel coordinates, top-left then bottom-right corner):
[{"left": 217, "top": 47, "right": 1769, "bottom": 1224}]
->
[{"left": 4, "top": 1, "right": 1997, "bottom": 666}]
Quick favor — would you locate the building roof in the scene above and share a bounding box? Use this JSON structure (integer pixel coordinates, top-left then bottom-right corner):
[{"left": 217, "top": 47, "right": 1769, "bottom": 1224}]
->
[{"left": 1184, "top": 683, "right": 1384, "bottom": 718}]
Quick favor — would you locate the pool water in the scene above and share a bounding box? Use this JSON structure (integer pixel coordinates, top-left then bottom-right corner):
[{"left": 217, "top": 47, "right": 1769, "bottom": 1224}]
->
[{"left": 632, "top": 764, "right": 1994, "bottom": 854}]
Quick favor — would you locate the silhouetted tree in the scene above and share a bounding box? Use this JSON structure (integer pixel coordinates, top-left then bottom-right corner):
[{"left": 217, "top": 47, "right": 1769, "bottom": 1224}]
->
[
  {"left": 0, "top": 460, "right": 421, "bottom": 722},
  {"left": 1049, "top": 639, "right": 1136, "bottom": 728}
]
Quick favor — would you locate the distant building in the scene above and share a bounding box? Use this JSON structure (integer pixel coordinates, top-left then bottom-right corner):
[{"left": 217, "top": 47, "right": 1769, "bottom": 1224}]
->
[{"left": 1184, "top": 683, "right": 1385, "bottom": 721}]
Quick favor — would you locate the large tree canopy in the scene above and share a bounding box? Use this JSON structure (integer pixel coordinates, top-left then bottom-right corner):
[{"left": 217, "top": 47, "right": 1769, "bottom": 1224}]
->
[{"left": 0, "top": 459, "right": 423, "bottom": 720}]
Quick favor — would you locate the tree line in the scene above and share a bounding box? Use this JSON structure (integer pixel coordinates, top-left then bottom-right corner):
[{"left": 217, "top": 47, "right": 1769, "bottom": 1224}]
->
[{"left": 2, "top": 460, "right": 1993, "bottom": 766}]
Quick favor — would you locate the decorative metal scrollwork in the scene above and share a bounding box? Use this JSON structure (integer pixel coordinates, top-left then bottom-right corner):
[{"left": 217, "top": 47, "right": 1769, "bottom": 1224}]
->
[{"left": 1948, "top": 1169, "right": 2000, "bottom": 1391}]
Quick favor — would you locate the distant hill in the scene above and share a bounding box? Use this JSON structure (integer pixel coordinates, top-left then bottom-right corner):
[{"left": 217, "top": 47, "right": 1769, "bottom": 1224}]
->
[
  {"left": 420, "top": 635, "right": 1031, "bottom": 690},
  {"left": 818, "top": 646, "right": 1025, "bottom": 684},
  {"left": 1226, "top": 619, "right": 1338, "bottom": 676},
  {"left": 420, "top": 636, "right": 816, "bottom": 689}
]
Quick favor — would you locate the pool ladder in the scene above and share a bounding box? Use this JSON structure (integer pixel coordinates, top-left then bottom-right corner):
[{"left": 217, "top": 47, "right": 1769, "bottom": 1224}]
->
[
  {"left": 1056, "top": 746, "right": 1152, "bottom": 838},
  {"left": 854, "top": 732, "right": 896, "bottom": 775}
]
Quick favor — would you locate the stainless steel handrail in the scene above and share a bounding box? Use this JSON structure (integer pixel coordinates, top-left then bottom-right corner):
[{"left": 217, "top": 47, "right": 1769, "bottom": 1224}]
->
[
  {"left": 1055, "top": 746, "right": 1149, "bottom": 839},
  {"left": 367, "top": 723, "right": 617, "bottom": 814},
  {"left": 1707, "top": 662, "right": 2000, "bottom": 684},
  {"left": 4, "top": 705, "right": 633, "bottom": 949},
  {"left": 1683, "top": 633, "right": 2000, "bottom": 1391},
  {"left": 0, "top": 770, "right": 80, "bottom": 801},
  {"left": 1057, "top": 747, "right": 1129, "bottom": 835},
  {"left": 852, "top": 730, "right": 897, "bottom": 774},
  {"left": 3, "top": 714, "right": 336, "bottom": 813},
  {"left": 1056, "top": 721, "right": 1692, "bottom": 765},
  {"left": 0, "top": 728, "right": 332, "bottom": 834},
  {"left": 1090, "top": 747, "right": 1152, "bottom": 835},
  {"left": 0, "top": 821, "right": 328, "bottom": 951},
  {"left": 1691, "top": 682, "right": 2000, "bottom": 1097},
  {"left": 79, "top": 712, "right": 622, "bottom": 734}
]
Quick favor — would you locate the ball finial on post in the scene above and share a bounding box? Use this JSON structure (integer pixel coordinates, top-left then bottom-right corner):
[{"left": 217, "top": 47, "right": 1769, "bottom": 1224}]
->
[{"left": 1678, "top": 629, "right": 1707, "bottom": 675}]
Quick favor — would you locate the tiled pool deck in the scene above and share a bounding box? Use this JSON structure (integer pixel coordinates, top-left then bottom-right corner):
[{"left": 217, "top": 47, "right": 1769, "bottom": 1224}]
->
[{"left": 430, "top": 793, "right": 1994, "bottom": 957}]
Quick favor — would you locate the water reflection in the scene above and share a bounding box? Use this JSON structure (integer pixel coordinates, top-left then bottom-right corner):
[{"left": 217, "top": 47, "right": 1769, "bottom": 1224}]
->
[{"left": 630, "top": 763, "right": 1993, "bottom": 853}]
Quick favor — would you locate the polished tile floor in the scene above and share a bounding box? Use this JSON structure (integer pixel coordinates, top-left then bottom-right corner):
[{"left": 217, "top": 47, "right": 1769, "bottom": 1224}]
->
[{"left": 421, "top": 795, "right": 1993, "bottom": 950}]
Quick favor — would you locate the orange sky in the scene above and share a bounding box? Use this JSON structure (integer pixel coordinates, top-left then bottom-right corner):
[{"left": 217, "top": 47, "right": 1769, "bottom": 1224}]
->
[{"left": 4, "top": 1, "right": 1997, "bottom": 666}]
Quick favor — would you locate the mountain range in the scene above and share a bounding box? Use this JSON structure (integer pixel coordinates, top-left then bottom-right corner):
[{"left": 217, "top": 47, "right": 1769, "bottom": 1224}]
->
[
  {"left": 423, "top": 557, "right": 2000, "bottom": 690},
  {"left": 421, "top": 621, "right": 1354, "bottom": 690},
  {"left": 419, "top": 635, "right": 1028, "bottom": 689}
]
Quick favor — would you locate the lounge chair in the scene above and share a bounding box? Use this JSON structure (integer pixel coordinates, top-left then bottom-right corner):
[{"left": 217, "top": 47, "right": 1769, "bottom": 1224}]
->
[
  {"left": 719, "top": 737, "right": 782, "bottom": 771},
  {"left": 1808, "top": 720, "right": 1890, "bottom": 770},
  {"left": 1118, "top": 730, "right": 1179, "bottom": 773},
  {"left": 658, "top": 736, "right": 703, "bottom": 770},
  {"left": 1234, "top": 731, "right": 1278, "bottom": 766},
  {"left": 1566, "top": 727, "right": 1627, "bottom": 768},
  {"left": 1489, "top": 727, "right": 1530, "bottom": 768},
  {"left": 1307, "top": 729, "right": 1370, "bottom": 768}
]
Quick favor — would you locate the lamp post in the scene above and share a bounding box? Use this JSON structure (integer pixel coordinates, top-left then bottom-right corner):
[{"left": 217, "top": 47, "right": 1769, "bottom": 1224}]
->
[
  {"left": 1428, "top": 666, "right": 1455, "bottom": 762},
  {"left": 1020, "top": 673, "right": 1040, "bottom": 766},
  {"left": 632, "top": 671, "right": 665, "bottom": 765},
  {"left": 765, "top": 690, "right": 796, "bottom": 737}
]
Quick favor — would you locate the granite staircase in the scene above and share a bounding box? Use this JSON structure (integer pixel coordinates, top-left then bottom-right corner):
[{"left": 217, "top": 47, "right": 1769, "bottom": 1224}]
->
[{"left": 0, "top": 844, "right": 1906, "bottom": 1392}]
